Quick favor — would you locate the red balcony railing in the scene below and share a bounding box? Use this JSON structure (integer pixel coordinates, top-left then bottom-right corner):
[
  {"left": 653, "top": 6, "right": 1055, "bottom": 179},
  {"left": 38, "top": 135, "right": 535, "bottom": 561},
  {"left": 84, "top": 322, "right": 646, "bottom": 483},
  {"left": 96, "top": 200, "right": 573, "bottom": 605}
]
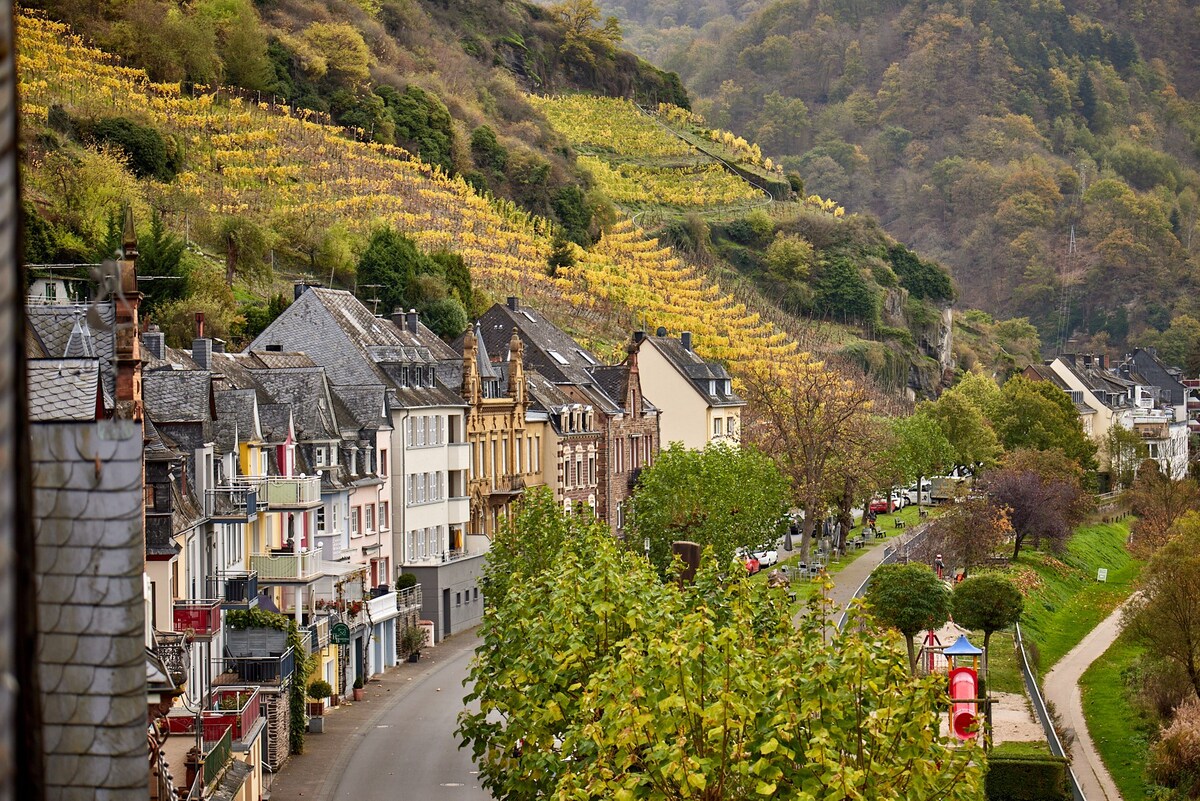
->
[
  {"left": 173, "top": 600, "right": 222, "bottom": 637},
  {"left": 167, "top": 686, "right": 261, "bottom": 742}
]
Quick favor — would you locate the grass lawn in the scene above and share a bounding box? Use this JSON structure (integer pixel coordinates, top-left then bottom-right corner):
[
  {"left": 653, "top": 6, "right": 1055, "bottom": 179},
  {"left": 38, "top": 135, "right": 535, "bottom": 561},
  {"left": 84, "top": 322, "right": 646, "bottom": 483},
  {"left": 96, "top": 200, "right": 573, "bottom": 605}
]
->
[
  {"left": 1010, "top": 519, "right": 1141, "bottom": 674},
  {"left": 983, "top": 631, "right": 1024, "bottom": 695},
  {"left": 754, "top": 503, "right": 933, "bottom": 610},
  {"left": 1080, "top": 634, "right": 1154, "bottom": 800}
]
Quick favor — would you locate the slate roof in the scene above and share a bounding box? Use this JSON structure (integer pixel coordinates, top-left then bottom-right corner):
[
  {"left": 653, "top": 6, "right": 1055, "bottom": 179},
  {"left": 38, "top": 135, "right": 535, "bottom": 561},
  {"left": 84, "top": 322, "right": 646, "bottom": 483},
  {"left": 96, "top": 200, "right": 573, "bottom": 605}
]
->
[
  {"left": 27, "top": 302, "right": 117, "bottom": 397},
  {"left": 250, "top": 350, "right": 317, "bottom": 369},
  {"left": 249, "top": 288, "right": 466, "bottom": 407},
  {"left": 643, "top": 335, "right": 744, "bottom": 408},
  {"left": 256, "top": 403, "right": 293, "bottom": 445},
  {"left": 331, "top": 385, "right": 390, "bottom": 430},
  {"left": 474, "top": 302, "right": 624, "bottom": 414},
  {"left": 144, "top": 417, "right": 185, "bottom": 462},
  {"left": 589, "top": 365, "right": 658, "bottom": 415},
  {"left": 1026, "top": 363, "right": 1093, "bottom": 414},
  {"left": 251, "top": 368, "right": 340, "bottom": 441},
  {"left": 214, "top": 389, "right": 263, "bottom": 452},
  {"left": 143, "top": 369, "right": 216, "bottom": 423},
  {"left": 27, "top": 358, "right": 102, "bottom": 421}
]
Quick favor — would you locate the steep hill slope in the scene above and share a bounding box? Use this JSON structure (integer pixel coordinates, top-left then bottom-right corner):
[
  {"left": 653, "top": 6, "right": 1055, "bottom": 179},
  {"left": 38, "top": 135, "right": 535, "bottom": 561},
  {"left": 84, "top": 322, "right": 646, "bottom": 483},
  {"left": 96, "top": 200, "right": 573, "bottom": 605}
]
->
[{"left": 602, "top": 0, "right": 1200, "bottom": 355}]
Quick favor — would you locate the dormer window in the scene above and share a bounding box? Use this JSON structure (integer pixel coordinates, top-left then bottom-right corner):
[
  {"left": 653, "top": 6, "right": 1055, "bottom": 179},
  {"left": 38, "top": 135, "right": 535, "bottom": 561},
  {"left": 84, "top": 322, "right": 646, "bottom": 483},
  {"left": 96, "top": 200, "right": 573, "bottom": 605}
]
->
[{"left": 315, "top": 447, "right": 326, "bottom": 467}]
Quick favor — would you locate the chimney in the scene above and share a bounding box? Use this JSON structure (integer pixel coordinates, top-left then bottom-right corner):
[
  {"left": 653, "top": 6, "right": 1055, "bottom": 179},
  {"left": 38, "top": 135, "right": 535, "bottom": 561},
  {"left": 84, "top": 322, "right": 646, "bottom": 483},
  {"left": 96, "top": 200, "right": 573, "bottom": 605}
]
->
[
  {"left": 507, "top": 296, "right": 518, "bottom": 311},
  {"left": 114, "top": 206, "right": 143, "bottom": 422},
  {"left": 632, "top": 330, "right": 646, "bottom": 344},
  {"left": 265, "top": 344, "right": 282, "bottom": 352},
  {"left": 192, "top": 337, "right": 212, "bottom": 370},
  {"left": 142, "top": 325, "right": 165, "bottom": 360},
  {"left": 391, "top": 307, "right": 406, "bottom": 330},
  {"left": 294, "top": 282, "right": 309, "bottom": 301},
  {"left": 194, "top": 312, "right": 205, "bottom": 339},
  {"left": 405, "top": 308, "right": 419, "bottom": 334},
  {"left": 656, "top": 326, "right": 667, "bottom": 337},
  {"left": 681, "top": 331, "right": 693, "bottom": 351},
  {"left": 212, "top": 338, "right": 226, "bottom": 354}
]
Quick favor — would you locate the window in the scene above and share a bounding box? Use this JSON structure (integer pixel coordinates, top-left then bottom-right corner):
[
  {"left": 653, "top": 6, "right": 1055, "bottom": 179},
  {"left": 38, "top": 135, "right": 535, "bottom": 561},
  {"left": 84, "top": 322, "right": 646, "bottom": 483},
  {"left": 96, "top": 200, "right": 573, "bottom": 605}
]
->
[
  {"left": 365, "top": 504, "right": 375, "bottom": 533},
  {"left": 315, "top": 447, "right": 326, "bottom": 466},
  {"left": 576, "top": 454, "right": 584, "bottom": 487},
  {"left": 380, "top": 501, "right": 389, "bottom": 530},
  {"left": 547, "top": 350, "right": 569, "bottom": 365},
  {"left": 417, "top": 474, "right": 426, "bottom": 504},
  {"left": 416, "top": 417, "right": 426, "bottom": 446},
  {"left": 317, "top": 505, "right": 326, "bottom": 532},
  {"left": 727, "top": 416, "right": 736, "bottom": 436},
  {"left": 436, "top": 416, "right": 444, "bottom": 444},
  {"left": 350, "top": 507, "right": 360, "bottom": 537},
  {"left": 588, "top": 453, "right": 597, "bottom": 486},
  {"left": 145, "top": 484, "right": 156, "bottom": 510},
  {"left": 576, "top": 349, "right": 598, "bottom": 365},
  {"left": 44, "top": 282, "right": 57, "bottom": 302},
  {"left": 406, "top": 475, "right": 414, "bottom": 505},
  {"left": 616, "top": 501, "right": 625, "bottom": 529},
  {"left": 456, "top": 592, "right": 462, "bottom": 606},
  {"left": 516, "top": 438, "right": 523, "bottom": 475},
  {"left": 713, "top": 417, "right": 723, "bottom": 437},
  {"left": 380, "top": 449, "right": 388, "bottom": 476},
  {"left": 565, "top": 456, "right": 573, "bottom": 488},
  {"left": 406, "top": 529, "right": 415, "bottom": 561}
]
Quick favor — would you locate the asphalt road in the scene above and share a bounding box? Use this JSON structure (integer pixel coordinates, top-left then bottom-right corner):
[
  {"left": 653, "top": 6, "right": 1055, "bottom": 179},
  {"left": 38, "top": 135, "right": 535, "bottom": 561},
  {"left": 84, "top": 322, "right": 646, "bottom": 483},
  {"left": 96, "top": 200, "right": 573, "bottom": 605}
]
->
[{"left": 329, "top": 635, "right": 490, "bottom": 801}]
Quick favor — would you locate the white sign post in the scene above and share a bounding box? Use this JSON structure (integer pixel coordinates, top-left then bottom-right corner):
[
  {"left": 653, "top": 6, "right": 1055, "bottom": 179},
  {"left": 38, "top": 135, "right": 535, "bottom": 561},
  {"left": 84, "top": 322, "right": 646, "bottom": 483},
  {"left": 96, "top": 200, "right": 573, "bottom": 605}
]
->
[{"left": 1097, "top": 568, "right": 1108, "bottom": 582}]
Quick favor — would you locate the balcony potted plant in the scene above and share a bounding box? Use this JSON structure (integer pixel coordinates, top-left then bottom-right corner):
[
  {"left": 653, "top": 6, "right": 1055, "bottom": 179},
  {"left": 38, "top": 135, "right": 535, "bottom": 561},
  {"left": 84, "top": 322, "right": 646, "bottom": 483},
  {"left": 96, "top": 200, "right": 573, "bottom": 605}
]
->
[
  {"left": 352, "top": 676, "right": 365, "bottom": 701},
  {"left": 307, "top": 679, "right": 332, "bottom": 733}
]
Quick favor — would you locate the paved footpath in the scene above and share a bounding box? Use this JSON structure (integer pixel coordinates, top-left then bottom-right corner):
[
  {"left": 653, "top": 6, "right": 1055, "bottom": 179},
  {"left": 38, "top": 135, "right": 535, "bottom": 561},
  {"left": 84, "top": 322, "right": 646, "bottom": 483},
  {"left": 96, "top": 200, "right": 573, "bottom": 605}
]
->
[{"left": 1044, "top": 602, "right": 1131, "bottom": 801}]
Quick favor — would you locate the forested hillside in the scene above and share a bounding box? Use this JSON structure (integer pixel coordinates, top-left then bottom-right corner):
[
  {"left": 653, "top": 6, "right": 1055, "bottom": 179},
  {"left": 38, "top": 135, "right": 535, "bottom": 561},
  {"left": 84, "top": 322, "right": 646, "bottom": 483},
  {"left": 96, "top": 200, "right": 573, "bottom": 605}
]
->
[
  {"left": 18, "top": 0, "right": 1043, "bottom": 394},
  {"left": 601, "top": 0, "right": 1200, "bottom": 356}
]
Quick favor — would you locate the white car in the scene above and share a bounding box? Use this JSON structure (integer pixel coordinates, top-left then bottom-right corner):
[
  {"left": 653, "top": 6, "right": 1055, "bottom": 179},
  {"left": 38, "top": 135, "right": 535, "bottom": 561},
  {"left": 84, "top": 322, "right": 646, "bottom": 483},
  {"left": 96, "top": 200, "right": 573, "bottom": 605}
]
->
[{"left": 753, "top": 548, "right": 778, "bottom": 568}]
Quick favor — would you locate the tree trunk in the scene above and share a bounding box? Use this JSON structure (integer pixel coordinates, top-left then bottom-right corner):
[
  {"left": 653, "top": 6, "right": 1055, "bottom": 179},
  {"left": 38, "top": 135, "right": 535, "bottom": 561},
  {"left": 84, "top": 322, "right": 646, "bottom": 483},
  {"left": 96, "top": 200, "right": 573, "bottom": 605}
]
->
[{"left": 906, "top": 632, "right": 918, "bottom": 676}]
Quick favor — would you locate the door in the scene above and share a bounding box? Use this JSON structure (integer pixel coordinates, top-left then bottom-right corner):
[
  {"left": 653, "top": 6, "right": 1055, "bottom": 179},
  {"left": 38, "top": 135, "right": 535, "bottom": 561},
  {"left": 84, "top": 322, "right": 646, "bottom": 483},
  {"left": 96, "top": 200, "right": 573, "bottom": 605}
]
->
[{"left": 443, "top": 588, "right": 452, "bottom": 639}]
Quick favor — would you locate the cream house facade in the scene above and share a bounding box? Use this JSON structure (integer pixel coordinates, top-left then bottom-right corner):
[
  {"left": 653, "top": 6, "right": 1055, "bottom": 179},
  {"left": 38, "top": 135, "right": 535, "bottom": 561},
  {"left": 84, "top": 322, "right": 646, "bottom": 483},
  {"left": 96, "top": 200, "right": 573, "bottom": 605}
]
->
[{"left": 633, "top": 329, "right": 745, "bottom": 450}]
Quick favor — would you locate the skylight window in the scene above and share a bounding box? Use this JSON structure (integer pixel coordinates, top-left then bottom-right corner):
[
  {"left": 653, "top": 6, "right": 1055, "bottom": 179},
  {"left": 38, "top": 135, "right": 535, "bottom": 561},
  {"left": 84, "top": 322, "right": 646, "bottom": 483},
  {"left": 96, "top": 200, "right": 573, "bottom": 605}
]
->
[
  {"left": 547, "top": 350, "right": 569, "bottom": 365},
  {"left": 520, "top": 310, "right": 536, "bottom": 322},
  {"left": 577, "top": 349, "right": 598, "bottom": 365}
]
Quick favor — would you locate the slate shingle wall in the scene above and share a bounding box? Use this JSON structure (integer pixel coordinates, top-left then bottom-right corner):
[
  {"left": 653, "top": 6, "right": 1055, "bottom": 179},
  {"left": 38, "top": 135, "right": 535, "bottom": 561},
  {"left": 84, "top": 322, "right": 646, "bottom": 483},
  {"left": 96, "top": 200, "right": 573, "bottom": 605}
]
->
[{"left": 32, "top": 419, "right": 147, "bottom": 801}]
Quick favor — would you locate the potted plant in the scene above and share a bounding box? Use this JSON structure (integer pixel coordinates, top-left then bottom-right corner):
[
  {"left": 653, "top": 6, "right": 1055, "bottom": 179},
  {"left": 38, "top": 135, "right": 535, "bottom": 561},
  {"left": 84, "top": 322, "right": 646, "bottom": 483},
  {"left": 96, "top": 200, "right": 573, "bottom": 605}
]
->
[
  {"left": 401, "top": 625, "right": 425, "bottom": 662},
  {"left": 352, "top": 675, "right": 365, "bottom": 701},
  {"left": 307, "top": 680, "right": 332, "bottom": 733}
]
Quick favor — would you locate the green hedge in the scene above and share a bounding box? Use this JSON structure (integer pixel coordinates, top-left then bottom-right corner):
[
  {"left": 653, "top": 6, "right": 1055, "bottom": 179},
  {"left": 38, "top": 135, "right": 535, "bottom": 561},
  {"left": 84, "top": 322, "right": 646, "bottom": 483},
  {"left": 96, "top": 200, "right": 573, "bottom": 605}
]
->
[{"left": 986, "top": 744, "right": 1071, "bottom": 801}]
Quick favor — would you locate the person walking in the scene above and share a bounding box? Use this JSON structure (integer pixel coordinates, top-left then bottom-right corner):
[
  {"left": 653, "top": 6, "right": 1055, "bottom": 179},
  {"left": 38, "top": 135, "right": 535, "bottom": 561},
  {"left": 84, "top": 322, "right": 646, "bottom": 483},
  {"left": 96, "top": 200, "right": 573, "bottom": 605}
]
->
[{"left": 934, "top": 553, "right": 945, "bottom": 579}]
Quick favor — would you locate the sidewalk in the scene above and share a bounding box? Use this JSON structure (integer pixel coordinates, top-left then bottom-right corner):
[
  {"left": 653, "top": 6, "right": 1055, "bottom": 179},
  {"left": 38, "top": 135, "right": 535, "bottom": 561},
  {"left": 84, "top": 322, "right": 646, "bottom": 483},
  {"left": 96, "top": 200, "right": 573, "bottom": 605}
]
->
[{"left": 264, "top": 632, "right": 481, "bottom": 800}]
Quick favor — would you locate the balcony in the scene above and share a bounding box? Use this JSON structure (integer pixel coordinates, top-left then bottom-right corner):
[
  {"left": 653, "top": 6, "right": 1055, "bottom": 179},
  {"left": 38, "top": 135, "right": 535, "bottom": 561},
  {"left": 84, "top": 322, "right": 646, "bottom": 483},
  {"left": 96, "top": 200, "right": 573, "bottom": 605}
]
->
[
  {"left": 249, "top": 548, "right": 324, "bottom": 583},
  {"left": 173, "top": 600, "right": 222, "bottom": 638},
  {"left": 396, "top": 585, "right": 422, "bottom": 613},
  {"left": 205, "top": 571, "right": 258, "bottom": 608},
  {"left": 447, "top": 496, "right": 469, "bottom": 523},
  {"left": 206, "top": 484, "right": 258, "bottom": 522},
  {"left": 447, "top": 442, "right": 471, "bottom": 471},
  {"left": 367, "top": 590, "right": 399, "bottom": 621},
  {"left": 257, "top": 475, "right": 322, "bottom": 510},
  {"left": 203, "top": 725, "right": 232, "bottom": 786},
  {"left": 214, "top": 647, "right": 295, "bottom": 685},
  {"left": 154, "top": 631, "right": 191, "bottom": 687},
  {"left": 167, "top": 686, "right": 261, "bottom": 741}
]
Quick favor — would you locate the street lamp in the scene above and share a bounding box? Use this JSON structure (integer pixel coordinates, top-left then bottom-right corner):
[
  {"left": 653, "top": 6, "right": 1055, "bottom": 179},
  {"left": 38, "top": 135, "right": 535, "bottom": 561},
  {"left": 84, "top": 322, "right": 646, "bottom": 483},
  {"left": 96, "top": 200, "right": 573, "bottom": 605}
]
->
[{"left": 644, "top": 537, "right": 651, "bottom": 559}]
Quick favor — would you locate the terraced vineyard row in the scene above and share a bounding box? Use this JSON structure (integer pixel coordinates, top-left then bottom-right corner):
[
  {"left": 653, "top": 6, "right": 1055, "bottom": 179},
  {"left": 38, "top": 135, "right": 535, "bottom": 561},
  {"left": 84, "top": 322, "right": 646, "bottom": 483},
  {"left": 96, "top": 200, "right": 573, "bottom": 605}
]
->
[{"left": 19, "top": 13, "right": 819, "bottom": 378}]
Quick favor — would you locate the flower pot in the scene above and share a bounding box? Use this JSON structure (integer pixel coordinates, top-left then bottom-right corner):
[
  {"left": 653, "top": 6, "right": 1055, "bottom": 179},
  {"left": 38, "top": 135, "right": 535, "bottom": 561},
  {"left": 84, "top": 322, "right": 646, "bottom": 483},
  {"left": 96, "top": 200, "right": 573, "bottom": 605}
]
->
[
  {"left": 408, "top": 651, "right": 420, "bottom": 663},
  {"left": 308, "top": 715, "right": 325, "bottom": 733},
  {"left": 306, "top": 701, "right": 325, "bottom": 717},
  {"left": 352, "top": 687, "right": 364, "bottom": 701}
]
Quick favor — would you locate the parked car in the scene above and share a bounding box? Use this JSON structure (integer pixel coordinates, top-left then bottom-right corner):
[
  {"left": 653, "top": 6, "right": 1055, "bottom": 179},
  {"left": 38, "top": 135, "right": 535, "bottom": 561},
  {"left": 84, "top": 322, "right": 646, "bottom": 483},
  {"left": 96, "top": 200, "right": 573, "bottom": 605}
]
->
[
  {"left": 753, "top": 548, "right": 778, "bottom": 568},
  {"left": 868, "top": 496, "right": 895, "bottom": 514},
  {"left": 738, "top": 551, "right": 761, "bottom": 575},
  {"left": 890, "top": 491, "right": 908, "bottom": 509}
]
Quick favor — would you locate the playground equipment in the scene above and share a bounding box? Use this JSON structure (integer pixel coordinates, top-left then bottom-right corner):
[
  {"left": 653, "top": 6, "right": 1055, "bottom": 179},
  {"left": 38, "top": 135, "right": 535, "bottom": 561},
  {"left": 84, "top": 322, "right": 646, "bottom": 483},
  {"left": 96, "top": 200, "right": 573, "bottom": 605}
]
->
[{"left": 944, "top": 635, "right": 984, "bottom": 741}]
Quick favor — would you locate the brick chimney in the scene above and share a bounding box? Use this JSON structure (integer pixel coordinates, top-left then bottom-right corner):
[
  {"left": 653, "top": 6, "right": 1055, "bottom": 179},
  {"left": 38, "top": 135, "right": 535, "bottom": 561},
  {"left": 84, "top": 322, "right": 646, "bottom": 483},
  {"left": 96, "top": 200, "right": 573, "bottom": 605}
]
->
[
  {"left": 507, "top": 296, "right": 518, "bottom": 311},
  {"left": 113, "top": 207, "right": 143, "bottom": 422},
  {"left": 405, "top": 309, "right": 419, "bottom": 334},
  {"left": 681, "top": 331, "right": 693, "bottom": 351},
  {"left": 191, "top": 312, "right": 211, "bottom": 370}
]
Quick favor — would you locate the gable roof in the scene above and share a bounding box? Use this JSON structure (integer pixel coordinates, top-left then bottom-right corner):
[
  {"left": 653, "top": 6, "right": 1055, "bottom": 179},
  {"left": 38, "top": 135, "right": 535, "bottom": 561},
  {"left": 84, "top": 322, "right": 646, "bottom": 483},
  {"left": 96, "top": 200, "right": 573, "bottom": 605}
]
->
[
  {"left": 642, "top": 335, "right": 745, "bottom": 408},
  {"left": 143, "top": 369, "right": 216, "bottom": 424},
  {"left": 27, "top": 358, "right": 103, "bottom": 421},
  {"left": 27, "top": 303, "right": 116, "bottom": 397},
  {"left": 474, "top": 302, "right": 622, "bottom": 413},
  {"left": 249, "top": 287, "right": 465, "bottom": 408},
  {"left": 251, "top": 367, "right": 340, "bottom": 441}
]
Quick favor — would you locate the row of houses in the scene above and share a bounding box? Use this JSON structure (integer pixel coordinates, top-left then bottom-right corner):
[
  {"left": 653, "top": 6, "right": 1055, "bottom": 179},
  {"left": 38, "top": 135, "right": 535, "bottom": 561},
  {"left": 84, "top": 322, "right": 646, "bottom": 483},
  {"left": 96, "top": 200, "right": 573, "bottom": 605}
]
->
[
  {"left": 25, "top": 223, "right": 745, "bottom": 800},
  {"left": 1024, "top": 349, "right": 1192, "bottom": 483}
]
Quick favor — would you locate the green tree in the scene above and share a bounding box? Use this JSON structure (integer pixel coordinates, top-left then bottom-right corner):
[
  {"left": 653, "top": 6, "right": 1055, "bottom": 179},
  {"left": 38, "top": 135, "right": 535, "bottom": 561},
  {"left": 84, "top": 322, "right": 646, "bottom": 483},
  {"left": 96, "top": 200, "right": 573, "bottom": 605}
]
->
[
  {"left": 470, "top": 125, "right": 508, "bottom": 176},
  {"left": 865, "top": 563, "right": 952, "bottom": 674},
  {"left": 921, "top": 390, "right": 1001, "bottom": 472},
  {"left": 356, "top": 227, "right": 430, "bottom": 314},
  {"left": 460, "top": 505, "right": 983, "bottom": 800},
  {"left": 1128, "top": 460, "right": 1200, "bottom": 557},
  {"left": 552, "top": 0, "right": 622, "bottom": 68},
  {"left": 137, "top": 210, "right": 188, "bottom": 312},
  {"left": 762, "top": 231, "right": 814, "bottom": 283},
  {"left": 815, "top": 254, "right": 877, "bottom": 323},
  {"left": 628, "top": 442, "right": 789, "bottom": 578},
  {"left": 891, "top": 410, "right": 955, "bottom": 510},
  {"left": 992, "top": 376, "right": 1097, "bottom": 470},
  {"left": 1125, "top": 512, "right": 1200, "bottom": 699},
  {"left": 420, "top": 296, "right": 468, "bottom": 339},
  {"left": 378, "top": 85, "right": 456, "bottom": 173},
  {"left": 216, "top": 215, "right": 272, "bottom": 285},
  {"left": 1106, "top": 424, "right": 1146, "bottom": 491},
  {"left": 981, "top": 448, "right": 1089, "bottom": 560},
  {"left": 952, "top": 574, "right": 1023, "bottom": 680}
]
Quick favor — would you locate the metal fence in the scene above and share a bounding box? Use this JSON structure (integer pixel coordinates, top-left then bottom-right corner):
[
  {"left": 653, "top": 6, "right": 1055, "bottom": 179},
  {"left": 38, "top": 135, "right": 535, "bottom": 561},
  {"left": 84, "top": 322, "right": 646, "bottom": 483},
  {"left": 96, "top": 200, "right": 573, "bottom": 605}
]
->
[
  {"left": 1014, "top": 623, "right": 1086, "bottom": 801},
  {"left": 836, "top": 524, "right": 929, "bottom": 632}
]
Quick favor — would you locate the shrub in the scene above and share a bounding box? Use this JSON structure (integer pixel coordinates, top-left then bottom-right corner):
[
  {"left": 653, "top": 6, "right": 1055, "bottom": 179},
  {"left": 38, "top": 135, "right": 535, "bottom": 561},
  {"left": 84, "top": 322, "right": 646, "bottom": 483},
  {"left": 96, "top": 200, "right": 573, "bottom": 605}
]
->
[
  {"left": 395, "top": 573, "right": 418, "bottom": 590},
  {"left": 82, "top": 116, "right": 182, "bottom": 181},
  {"left": 307, "top": 679, "right": 333, "bottom": 700},
  {"left": 1150, "top": 699, "right": 1200, "bottom": 796},
  {"left": 985, "top": 743, "right": 1071, "bottom": 801}
]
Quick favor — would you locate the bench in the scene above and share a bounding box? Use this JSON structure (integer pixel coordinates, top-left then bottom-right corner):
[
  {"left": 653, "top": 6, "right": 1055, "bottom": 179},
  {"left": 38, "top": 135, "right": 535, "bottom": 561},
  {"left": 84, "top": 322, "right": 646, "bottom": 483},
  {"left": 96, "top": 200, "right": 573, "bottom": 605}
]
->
[{"left": 893, "top": 520, "right": 905, "bottom": 530}]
